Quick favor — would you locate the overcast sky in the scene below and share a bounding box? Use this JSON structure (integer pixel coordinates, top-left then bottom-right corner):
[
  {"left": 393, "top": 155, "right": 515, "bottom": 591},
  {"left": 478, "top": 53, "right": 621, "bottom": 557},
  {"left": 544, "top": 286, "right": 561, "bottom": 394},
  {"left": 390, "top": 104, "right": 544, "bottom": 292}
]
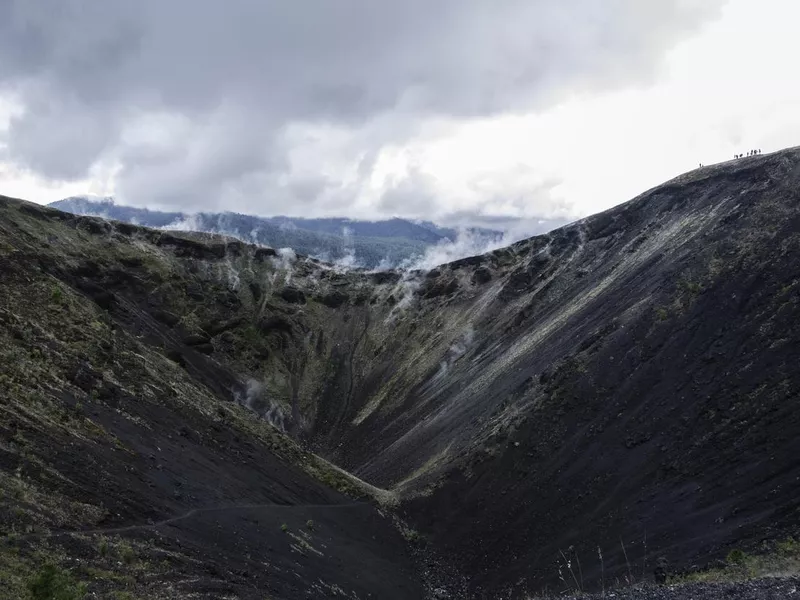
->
[{"left": 0, "top": 0, "right": 796, "bottom": 227}]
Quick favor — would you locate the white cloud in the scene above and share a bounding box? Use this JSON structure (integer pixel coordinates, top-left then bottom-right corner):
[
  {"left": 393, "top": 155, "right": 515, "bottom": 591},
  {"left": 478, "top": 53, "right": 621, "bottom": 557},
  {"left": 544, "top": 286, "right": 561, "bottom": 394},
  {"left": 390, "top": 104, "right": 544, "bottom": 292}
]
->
[
  {"left": 2, "top": 0, "right": 797, "bottom": 226},
  {"left": 365, "top": 0, "right": 800, "bottom": 219}
]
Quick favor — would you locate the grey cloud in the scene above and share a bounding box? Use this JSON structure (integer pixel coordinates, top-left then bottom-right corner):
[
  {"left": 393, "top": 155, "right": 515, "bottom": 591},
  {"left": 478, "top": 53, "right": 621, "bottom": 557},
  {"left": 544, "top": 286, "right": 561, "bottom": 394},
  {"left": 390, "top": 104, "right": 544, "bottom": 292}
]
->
[
  {"left": 5, "top": 86, "right": 121, "bottom": 179},
  {"left": 378, "top": 168, "right": 442, "bottom": 216},
  {"left": 436, "top": 211, "right": 573, "bottom": 241},
  {"left": 0, "top": 0, "right": 724, "bottom": 217},
  {"left": 467, "top": 168, "right": 570, "bottom": 216}
]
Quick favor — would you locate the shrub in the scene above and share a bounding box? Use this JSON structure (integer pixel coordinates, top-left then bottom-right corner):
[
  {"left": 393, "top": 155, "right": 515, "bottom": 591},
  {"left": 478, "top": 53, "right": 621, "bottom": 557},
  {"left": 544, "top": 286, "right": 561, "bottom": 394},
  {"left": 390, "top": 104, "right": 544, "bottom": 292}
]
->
[
  {"left": 726, "top": 549, "right": 747, "bottom": 565},
  {"left": 27, "top": 564, "right": 87, "bottom": 600},
  {"left": 776, "top": 538, "right": 799, "bottom": 556},
  {"left": 305, "top": 520, "right": 314, "bottom": 530},
  {"left": 117, "top": 541, "right": 136, "bottom": 565},
  {"left": 404, "top": 529, "right": 421, "bottom": 543}
]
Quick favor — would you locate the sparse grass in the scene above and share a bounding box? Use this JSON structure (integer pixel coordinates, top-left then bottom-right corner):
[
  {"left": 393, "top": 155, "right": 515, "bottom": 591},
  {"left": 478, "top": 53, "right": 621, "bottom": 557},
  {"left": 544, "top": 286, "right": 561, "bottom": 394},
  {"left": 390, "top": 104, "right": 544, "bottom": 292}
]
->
[
  {"left": 0, "top": 532, "right": 166, "bottom": 600},
  {"left": 116, "top": 541, "right": 137, "bottom": 565},
  {"left": 653, "top": 272, "right": 709, "bottom": 319},
  {"left": 726, "top": 548, "right": 747, "bottom": 565},
  {"left": 50, "top": 285, "right": 64, "bottom": 305},
  {"left": 404, "top": 529, "right": 420, "bottom": 543},
  {"left": 556, "top": 547, "right": 584, "bottom": 593},
  {"left": 0, "top": 543, "right": 32, "bottom": 598},
  {"left": 777, "top": 538, "right": 800, "bottom": 555},
  {"left": 0, "top": 468, "right": 107, "bottom": 532},
  {"left": 673, "top": 538, "right": 800, "bottom": 584},
  {"left": 177, "top": 310, "right": 203, "bottom": 334},
  {"left": 76, "top": 565, "right": 136, "bottom": 587},
  {"left": 302, "top": 457, "right": 370, "bottom": 501},
  {"left": 678, "top": 279, "right": 703, "bottom": 295},
  {"left": 97, "top": 537, "right": 109, "bottom": 558}
]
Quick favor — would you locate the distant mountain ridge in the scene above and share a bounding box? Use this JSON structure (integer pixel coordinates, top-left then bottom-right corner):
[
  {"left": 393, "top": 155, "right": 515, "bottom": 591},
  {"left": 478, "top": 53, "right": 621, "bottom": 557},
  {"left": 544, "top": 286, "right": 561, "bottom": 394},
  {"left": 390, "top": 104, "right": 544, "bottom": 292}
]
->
[{"left": 49, "top": 196, "right": 536, "bottom": 269}]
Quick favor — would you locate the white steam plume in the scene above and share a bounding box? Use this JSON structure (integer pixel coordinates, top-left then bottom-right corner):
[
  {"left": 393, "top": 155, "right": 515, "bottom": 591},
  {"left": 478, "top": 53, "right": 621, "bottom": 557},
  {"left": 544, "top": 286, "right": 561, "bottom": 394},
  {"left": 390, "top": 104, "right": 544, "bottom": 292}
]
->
[{"left": 234, "top": 379, "right": 288, "bottom": 432}]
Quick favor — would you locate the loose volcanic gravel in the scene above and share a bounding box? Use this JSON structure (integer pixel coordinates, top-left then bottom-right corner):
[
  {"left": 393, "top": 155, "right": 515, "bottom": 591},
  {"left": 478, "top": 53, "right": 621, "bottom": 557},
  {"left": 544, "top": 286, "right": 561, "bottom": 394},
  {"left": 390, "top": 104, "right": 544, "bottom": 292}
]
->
[{"left": 538, "top": 577, "right": 799, "bottom": 600}]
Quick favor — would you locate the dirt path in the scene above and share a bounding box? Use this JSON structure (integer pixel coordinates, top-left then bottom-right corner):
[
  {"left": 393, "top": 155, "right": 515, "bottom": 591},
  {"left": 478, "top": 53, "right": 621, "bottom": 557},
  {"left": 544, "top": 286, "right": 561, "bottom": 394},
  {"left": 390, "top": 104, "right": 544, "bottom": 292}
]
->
[{"left": 17, "top": 501, "right": 369, "bottom": 542}]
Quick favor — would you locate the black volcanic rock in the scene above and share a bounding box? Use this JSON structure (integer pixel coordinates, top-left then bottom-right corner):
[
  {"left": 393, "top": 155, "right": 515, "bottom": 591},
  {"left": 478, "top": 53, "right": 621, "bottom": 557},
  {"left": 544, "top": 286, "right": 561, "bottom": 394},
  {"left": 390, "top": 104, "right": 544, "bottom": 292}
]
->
[
  {"left": 471, "top": 266, "right": 492, "bottom": 284},
  {"left": 254, "top": 247, "right": 278, "bottom": 261},
  {"left": 183, "top": 333, "right": 211, "bottom": 346},
  {"left": 278, "top": 286, "right": 306, "bottom": 304},
  {"left": 318, "top": 289, "right": 349, "bottom": 308},
  {"left": 418, "top": 275, "right": 459, "bottom": 298},
  {"left": 156, "top": 231, "right": 228, "bottom": 259},
  {"left": 257, "top": 315, "right": 294, "bottom": 336},
  {"left": 370, "top": 271, "right": 402, "bottom": 285}
]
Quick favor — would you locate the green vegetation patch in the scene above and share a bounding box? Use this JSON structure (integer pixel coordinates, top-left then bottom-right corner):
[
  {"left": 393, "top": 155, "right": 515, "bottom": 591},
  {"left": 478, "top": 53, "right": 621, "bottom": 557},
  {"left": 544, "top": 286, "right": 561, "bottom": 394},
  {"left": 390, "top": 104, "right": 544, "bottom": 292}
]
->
[{"left": 27, "top": 563, "right": 87, "bottom": 600}]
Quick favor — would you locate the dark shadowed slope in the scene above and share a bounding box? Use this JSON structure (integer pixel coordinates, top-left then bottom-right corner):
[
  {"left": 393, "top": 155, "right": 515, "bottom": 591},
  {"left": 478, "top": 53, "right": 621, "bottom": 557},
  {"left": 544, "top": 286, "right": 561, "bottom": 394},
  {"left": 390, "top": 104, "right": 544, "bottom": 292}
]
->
[
  {"left": 308, "top": 150, "right": 800, "bottom": 596},
  {"left": 353, "top": 150, "right": 800, "bottom": 596},
  {"left": 2, "top": 147, "right": 800, "bottom": 599}
]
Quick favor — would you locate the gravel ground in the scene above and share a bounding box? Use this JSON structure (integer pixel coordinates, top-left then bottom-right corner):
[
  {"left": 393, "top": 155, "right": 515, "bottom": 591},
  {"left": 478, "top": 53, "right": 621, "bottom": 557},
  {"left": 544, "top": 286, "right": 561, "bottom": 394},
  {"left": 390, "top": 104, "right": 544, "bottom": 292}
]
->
[{"left": 542, "top": 577, "right": 800, "bottom": 600}]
